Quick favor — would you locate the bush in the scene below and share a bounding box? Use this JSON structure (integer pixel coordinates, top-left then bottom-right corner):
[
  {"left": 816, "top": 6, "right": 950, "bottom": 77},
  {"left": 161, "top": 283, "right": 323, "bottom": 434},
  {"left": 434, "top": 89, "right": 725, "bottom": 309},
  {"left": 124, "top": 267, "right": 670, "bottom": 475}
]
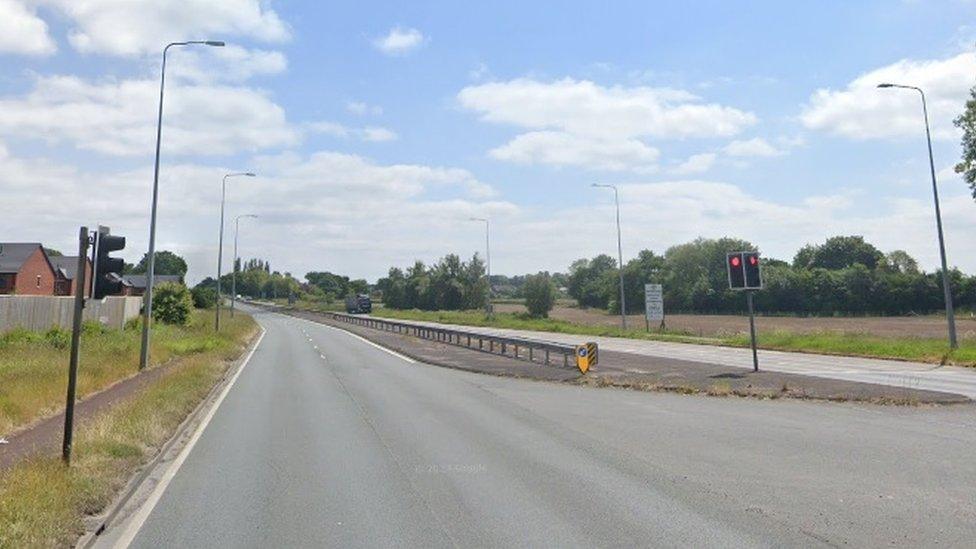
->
[
  {"left": 191, "top": 286, "right": 217, "bottom": 309},
  {"left": 523, "top": 273, "right": 556, "bottom": 318},
  {"left": 153, "top": 282, "right": 193, "bottom": 325}
]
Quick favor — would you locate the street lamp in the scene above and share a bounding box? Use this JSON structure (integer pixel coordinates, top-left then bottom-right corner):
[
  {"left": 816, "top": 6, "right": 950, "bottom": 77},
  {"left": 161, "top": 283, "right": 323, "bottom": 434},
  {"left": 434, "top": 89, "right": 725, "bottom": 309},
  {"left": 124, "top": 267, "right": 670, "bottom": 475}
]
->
[
  {"left": 469, "top": 217, "right": 492, "bottom": 317},
  {"left": 877, "top": 82, "right": 958, "bottom": 349},
  {"left": 231, "top": 214, "right": 258, "bottom": 317},
  {"left": 592, "top": 183, "right": 627, "bottom": 330},
  {"left": 140, "top": 40, "right": 224, "bottom": 371},
  {"left": 216, "top": 172, "right": 256, "bottom": 330}
]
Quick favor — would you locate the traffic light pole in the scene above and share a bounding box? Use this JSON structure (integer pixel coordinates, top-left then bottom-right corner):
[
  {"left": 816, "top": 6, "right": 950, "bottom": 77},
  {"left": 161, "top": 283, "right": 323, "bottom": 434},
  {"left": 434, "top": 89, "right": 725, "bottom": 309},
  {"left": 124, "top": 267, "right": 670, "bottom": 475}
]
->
[
  {"left": 746, "top": 291, "right": 759, "bottom": 372},
  {"left": 63, "top": 227, "right": 90, "bottom": 465}
]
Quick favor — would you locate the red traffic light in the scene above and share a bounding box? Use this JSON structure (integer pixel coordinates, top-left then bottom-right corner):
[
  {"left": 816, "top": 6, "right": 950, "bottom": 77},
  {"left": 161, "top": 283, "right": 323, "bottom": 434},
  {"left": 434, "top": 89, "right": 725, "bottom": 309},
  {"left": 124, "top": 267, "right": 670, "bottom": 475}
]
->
[
  {"left": 748, "top": 256, "right": 758, "bottom": 266},
  {"left": 730, "top": 256, "right": 741, "bottom": 267}
]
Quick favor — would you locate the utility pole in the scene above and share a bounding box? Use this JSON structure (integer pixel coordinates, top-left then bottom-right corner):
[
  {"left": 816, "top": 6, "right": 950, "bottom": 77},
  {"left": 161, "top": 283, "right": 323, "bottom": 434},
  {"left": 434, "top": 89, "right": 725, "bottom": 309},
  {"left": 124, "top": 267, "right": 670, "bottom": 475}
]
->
[
  {"left": 470, "top": 217, "right": 492, "bottom": 318},
  {"left": 592, "top": 184, "right": 627, "bottom": 329}
]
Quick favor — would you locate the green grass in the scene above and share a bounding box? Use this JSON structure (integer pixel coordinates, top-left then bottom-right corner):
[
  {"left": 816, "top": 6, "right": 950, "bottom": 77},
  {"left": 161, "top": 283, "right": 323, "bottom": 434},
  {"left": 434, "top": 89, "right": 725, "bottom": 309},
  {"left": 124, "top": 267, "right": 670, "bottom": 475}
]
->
[
  {"left": 0, "top": 309, "right": 255, "bottom": 436},
  {"left": 366, "top": 307, "right": 976, "bottom": 367},
  {"left": 0, "top": 312, "right": 256, "bottom": 548}
]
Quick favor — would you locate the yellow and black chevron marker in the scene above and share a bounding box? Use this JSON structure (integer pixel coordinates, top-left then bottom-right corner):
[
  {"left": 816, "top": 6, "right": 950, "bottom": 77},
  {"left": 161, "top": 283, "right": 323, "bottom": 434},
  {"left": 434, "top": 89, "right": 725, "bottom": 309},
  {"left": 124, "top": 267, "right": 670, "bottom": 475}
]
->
[{"left": 575, "top": 342, "right": 599, "bottom": 373}]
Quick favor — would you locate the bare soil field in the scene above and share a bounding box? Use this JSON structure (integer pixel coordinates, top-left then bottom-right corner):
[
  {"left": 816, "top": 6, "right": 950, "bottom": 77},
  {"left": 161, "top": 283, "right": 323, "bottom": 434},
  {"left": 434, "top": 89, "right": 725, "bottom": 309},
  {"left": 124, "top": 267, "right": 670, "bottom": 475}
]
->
[{"left": 492, "top": 303, "right": 976, "bottom": 339}]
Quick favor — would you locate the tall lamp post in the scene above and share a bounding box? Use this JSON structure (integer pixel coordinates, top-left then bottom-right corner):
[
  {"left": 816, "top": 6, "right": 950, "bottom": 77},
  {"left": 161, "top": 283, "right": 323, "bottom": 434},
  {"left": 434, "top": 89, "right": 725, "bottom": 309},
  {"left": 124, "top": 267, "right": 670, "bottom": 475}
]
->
[
  {"left": 592, "top": 183, "right": 627, "bottom": 330},
  {"left": 878, "top": 83, "right": 958, "bottom": 349},
  {"left": 216, "top": 172, "right": 256, "bottom": 330},
  {"left": 470, "top": 217, "right": 492, "bottom": 317},
  {"left": 140, "top": 40, "right": 224, "bottom": 371},
  {"left": 232, "top": 213, "right": 258, "bottom": 317}
]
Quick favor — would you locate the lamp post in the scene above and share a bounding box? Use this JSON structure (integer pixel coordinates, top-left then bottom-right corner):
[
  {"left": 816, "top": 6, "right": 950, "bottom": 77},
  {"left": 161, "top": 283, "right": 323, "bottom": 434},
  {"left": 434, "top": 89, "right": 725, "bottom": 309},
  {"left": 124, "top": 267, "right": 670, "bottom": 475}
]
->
[
  {"left": 878, "top": 83, "right": 958, "bottom": 349},
  {"left": 592, "top": 183, "right": 627, "bottom": 330},
  {"left": 469, "top": 217, "right": 492, "bottom": 317},
  {"left": 216, "top": 172, "right": 256, "bottom": 330},
  {"left": 140, "top": 40, "right": 224, "bottom": 371},
  {"left": 232, "top": 214, "right": 258, "bottom": 317}
]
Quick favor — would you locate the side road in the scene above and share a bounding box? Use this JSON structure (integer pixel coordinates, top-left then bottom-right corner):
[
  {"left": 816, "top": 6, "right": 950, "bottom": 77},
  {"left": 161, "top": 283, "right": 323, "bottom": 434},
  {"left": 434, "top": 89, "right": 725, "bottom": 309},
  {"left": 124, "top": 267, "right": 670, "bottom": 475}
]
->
[
  {"left": 281, "top": 308, "right": 969, "bottom": 404},
  {"left": 354, "top": 313, "right": 976, "bottom": 399}
]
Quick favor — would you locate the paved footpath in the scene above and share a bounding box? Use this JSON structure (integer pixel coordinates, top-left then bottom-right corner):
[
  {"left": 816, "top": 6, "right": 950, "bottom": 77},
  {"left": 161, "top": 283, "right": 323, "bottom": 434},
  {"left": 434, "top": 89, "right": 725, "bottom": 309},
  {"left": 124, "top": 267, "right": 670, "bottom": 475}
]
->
[
  {"left": 97, "top": 308, "right": 976, "bottom": 548},
  {"left": 363, "top": 315, "right": 976, "bottom": 399}
]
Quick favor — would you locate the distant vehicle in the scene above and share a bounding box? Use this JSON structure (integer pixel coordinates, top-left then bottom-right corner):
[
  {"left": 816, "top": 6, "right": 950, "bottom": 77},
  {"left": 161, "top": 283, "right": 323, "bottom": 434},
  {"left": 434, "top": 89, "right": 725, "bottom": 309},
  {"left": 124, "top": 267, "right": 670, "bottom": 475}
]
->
[{"left": 345, "top": 294, "right": 372, "bottom": 314}]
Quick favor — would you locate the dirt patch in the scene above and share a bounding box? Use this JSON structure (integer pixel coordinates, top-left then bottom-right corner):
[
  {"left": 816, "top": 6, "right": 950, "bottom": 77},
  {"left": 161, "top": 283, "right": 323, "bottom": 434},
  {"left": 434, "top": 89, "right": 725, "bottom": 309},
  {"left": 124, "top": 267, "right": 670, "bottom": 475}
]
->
[
  {"left": 493, "top": 303, "right": 976, "bottom": 339},
  {"left": 283, "top": 308, "right": 970, "bottom": 406}
]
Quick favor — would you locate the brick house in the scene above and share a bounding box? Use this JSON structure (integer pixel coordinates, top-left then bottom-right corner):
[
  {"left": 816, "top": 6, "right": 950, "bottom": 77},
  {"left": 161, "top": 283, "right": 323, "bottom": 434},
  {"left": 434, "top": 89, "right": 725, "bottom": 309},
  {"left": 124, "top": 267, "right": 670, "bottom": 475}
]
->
[
  {"left": 0, "top": 243, "right": 57, "bottom": 295},
  {"left": 50, "top": 256, "right": 93, "bottom": 297}
]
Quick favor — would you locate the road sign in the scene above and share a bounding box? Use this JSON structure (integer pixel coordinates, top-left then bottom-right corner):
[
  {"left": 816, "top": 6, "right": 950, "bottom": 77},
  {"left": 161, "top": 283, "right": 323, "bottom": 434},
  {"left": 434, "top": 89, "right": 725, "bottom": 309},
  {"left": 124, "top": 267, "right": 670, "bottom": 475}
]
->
[
  {"left": 575, "top": 342, "right": 598, "bottom": 373},
  {"left": 644, "top": 283, "right": 663, "bottom": 322}
]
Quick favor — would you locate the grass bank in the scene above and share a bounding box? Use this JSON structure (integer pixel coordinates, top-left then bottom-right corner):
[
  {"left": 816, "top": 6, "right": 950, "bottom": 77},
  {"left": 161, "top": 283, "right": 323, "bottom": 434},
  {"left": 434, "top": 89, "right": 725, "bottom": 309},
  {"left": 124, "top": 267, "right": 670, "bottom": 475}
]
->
[
  {"left": 368, "top": 307, "right": 976, "bottom": 366},
  {"left": 0, "top": 309, "right": 253, "bottom": 438},
  {"left": 0, "top": 310, "right": 256, "bottom": 547}
]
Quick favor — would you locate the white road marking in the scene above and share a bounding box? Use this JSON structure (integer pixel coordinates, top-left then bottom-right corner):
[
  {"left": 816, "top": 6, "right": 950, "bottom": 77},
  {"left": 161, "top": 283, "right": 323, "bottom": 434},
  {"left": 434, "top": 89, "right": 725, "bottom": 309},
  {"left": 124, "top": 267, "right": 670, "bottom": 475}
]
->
[
  {"left": 293, "top": 316, "right": 416, "bottom": 364},
  {"left": 112, "top": 326, "right": 267, "bottom": 548}
]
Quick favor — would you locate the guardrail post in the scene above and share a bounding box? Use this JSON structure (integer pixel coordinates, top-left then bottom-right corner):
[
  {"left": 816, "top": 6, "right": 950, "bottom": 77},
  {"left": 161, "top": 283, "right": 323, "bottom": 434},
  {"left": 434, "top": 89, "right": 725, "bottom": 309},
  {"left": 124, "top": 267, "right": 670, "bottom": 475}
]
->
[
  {"left": 563, "top": 354, "right": 568, "bottom": 367},
  {"left": 514, "top": 344, "right": 519, "bottom": 359},
  {"left": 529, "top": 347, "right": 533, "bottom": 362}
]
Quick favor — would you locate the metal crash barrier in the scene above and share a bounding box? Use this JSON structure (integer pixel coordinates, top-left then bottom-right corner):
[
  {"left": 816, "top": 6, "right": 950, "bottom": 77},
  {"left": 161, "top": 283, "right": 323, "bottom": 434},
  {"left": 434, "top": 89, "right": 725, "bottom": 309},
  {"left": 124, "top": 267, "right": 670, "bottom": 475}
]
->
[{"left": 327, "top": 312, "right": 596, "bottom": 373}]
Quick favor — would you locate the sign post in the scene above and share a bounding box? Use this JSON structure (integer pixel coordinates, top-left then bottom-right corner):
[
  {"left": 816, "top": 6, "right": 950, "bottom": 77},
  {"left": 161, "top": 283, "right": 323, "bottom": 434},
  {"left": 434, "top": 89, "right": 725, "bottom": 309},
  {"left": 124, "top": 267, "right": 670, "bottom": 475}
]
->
[
  {"left": 63, "top": 227, "right": 90, "bottom": 465},
  {"left": 644, "top": 283, "right": 664, "bottom": 332},
  {"left": 726, "top": 251, "right": 762, "bottom": 372}
]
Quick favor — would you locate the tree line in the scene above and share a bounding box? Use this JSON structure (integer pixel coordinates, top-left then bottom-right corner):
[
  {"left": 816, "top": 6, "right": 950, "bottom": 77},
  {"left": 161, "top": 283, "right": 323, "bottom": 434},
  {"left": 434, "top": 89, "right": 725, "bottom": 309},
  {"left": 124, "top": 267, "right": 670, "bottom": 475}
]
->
[
  {"left": 375, "top": 254, "right": 489, "bottom": 311},
  {"left": 567, "top": 235, "right": 976, "bottom": 316}
]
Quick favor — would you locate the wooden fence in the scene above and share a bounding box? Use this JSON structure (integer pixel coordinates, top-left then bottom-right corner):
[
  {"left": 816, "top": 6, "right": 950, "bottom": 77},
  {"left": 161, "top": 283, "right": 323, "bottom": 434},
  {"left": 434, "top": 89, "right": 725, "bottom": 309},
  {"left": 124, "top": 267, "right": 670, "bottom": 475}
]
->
[{"left": 0, "top": 296, "right": 142, "bottom": 332}]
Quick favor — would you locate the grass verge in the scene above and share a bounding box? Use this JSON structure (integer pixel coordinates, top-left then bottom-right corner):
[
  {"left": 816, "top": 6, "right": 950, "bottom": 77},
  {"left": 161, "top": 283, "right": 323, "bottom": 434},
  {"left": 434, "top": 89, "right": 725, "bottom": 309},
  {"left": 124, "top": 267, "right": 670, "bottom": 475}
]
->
[
  {"left": 364, "top": 307, "right": 976, "bottom": 367},
  {"left": 0, "top": 309, "right": 252, "bottom": 436},
  {"left": 0, "top": 311, "right": 256, "bottom": 548}
]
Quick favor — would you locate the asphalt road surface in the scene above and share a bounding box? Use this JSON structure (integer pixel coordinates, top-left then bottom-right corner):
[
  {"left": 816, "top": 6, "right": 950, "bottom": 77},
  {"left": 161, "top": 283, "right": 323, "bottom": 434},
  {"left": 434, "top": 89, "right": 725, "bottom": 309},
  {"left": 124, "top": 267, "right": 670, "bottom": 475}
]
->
[
  {"left": 370, "top": 316, "right": 976, "bottom": 399},
  {"left": 109, "top": 308, "right": 976, "bottom": 547}
]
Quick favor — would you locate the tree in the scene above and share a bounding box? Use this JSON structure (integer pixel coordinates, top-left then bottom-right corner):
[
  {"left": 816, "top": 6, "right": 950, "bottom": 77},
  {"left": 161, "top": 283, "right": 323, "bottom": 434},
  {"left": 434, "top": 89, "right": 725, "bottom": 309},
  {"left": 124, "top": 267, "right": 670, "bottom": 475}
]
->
[
  {"left": 523, "top": 273, "right": 556, "bottom": 318},
  {"left": 132, "top": 250, "right": 188, "bottom": 277},
  {"left": 883, "top": 250, "right": 920, "bottom": 275},
  {"left": 152, "top": 282, "right": 192, "bottom": 324},
  {"left": 43, "top": 247, "right": 63, "bottom": 257},
  {"left": 954, "top": 84, "right": 976, "bottom": 200},
  {"left": 797, "top": 236, "right": 883, "bottom": 271},
  {"left": 191, "top": 285, "right": 217, "bottom": 309},
  {"left": 567, "top": 255, "right": 616, "bottom": 308}
]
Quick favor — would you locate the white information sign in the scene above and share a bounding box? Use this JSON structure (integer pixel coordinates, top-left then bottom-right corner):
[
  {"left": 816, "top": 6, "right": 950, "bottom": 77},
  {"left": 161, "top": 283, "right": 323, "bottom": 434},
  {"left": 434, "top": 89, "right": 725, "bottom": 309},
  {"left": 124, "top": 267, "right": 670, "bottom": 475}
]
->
[{"left": 644, "top": 283, "right": 664, "bottom": 322}]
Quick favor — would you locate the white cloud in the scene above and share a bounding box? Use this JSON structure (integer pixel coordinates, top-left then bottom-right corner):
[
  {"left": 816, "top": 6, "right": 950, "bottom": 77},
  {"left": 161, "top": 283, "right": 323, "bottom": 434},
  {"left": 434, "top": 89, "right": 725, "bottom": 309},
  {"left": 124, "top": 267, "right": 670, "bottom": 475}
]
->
[
  {"left": 0, "top": 0, "right": 57, "bottom": 55},
  {"left": 373, "top": 27, "right": 425, "bottom": 56},
  {"left": 723, "top": 137, "right": 783, "bottom": 157},
  {"left": 458, "top": 78, "right": 755, "bottom": 172},
  {"left": 346, "top": 101, "right": 382, "bottom": 116},
  {"left": 40, "top": 0, "right": 290, "bottom": 57},
  {"left": 0, "top": 74, "right": 299, "bottom": 156},
  {"left": 670, "top": 152, "right": 716, "bottom": 175},
  {"left": 307, "top": 121, "right": 398, "bottom": 143},
  {"left": 489, "top": 131, "right": 659, "bottom": 172},
  {"left": 0, "top": 143, "right": 509, "bottom": 284},
  {"left": 801, "top": 51, "right": 976, "bottom": 140},
  {"left": 168, "top": 45, "right": 288, "bottom": 83}
]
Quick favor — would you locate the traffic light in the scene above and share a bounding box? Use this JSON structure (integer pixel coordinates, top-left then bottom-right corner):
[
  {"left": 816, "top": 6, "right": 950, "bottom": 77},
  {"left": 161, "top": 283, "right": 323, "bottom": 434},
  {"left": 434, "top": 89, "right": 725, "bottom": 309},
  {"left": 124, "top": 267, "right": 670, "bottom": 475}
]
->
[
  {"left": 727, "top": 252, "right": 745, "bottom": 289},
  {"left": 93, "top": 232, "right": 125, "bottom": 299},
  {"left": 744, "top": 252, "right": 762, "bottom": 289}
]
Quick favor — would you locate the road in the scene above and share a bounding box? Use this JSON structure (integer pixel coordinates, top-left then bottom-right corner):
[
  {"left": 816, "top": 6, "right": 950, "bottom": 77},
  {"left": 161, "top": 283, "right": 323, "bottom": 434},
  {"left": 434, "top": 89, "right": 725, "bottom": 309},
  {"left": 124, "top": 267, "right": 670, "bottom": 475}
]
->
[
  {"left": 367, "top": 316, "right": 976, "bottom": 399},
  {"left": 105, "top": 308, "right": 976, "bottom": 547}
]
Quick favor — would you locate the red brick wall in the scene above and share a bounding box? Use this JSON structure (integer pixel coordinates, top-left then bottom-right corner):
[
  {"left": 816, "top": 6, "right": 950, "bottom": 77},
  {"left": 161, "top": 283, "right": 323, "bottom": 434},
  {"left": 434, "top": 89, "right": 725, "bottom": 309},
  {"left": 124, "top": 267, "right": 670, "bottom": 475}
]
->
[{"left": 14, "top": 248, "right": 56, "bottom": 295}]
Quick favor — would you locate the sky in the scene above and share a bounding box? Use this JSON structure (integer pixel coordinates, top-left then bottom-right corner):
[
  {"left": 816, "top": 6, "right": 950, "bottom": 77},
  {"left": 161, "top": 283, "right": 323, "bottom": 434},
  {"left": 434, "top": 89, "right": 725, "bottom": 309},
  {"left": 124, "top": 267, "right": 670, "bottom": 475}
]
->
[{"left": 0, "top": 0, "right": 974, "bottom": 285}]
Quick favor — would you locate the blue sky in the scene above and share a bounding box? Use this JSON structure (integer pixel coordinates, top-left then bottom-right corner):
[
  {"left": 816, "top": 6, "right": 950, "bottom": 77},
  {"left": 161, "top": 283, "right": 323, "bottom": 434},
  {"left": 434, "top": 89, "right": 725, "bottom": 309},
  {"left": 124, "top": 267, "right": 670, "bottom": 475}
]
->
[{"left": 0, "top": 0, "right": 974, "bottom": 284}]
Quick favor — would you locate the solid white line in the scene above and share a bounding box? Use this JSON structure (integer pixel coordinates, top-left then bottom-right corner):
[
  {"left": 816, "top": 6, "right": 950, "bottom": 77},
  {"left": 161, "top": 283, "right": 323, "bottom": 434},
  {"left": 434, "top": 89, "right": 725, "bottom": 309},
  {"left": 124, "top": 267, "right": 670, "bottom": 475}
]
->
[
  {"left": 112, "top": 326, "right": 267, "bottom": 549},
  {"left": 293, "top": 316, "right": 416, "bottom": 364}
]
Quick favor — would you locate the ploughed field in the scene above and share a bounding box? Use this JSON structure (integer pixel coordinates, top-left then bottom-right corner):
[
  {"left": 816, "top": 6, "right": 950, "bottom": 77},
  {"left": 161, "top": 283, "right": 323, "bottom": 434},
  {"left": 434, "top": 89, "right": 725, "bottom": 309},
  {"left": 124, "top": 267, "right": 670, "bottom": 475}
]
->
[{"left": 491, "top": 303, "right": 976, "bottom": 339}]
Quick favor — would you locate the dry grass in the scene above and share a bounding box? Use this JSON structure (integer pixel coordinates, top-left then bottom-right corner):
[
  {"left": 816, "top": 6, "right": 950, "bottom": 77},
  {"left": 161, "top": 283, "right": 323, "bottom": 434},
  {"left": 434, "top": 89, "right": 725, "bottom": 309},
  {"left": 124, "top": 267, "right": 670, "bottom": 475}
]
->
[
  {"left": 0, "top": 313, "right": 257, "bottom": 548},
  {"left": 0, "top": 310, "right": 252, "bottom": 436}
]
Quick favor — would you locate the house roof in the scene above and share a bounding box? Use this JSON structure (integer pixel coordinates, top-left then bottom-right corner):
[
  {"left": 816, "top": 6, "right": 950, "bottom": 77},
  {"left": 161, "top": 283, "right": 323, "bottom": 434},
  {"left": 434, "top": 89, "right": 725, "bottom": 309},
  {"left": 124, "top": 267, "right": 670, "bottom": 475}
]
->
[
  {"left": 121, "top": 274, "right": 183, "bottom": 289},
  {"left": 0, "top": 243, "right": 44, "bottom": 274},
  {"left": 50, "top": 256, "right": 90, "bottom": 280}
]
